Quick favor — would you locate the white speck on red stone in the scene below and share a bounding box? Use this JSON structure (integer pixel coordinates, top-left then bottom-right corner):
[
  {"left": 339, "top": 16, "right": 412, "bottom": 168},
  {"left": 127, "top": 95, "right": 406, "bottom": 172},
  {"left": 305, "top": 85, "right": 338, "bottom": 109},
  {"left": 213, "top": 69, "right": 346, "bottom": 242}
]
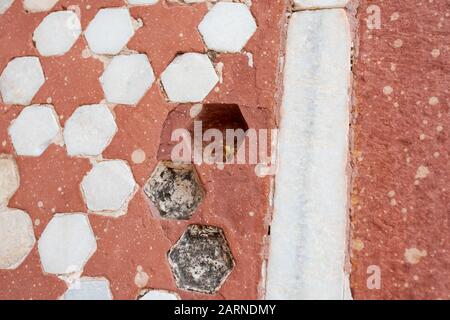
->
[
  {"left": 23, "top": 0, "right": 59, "bottom": 12},
  {"left": 139, "top": 290, "right": 180, "bottom": 300},
  {"left": 161, "top": 53, "right": 218, "bottom": 103},
  {"left": 81, "top": 160, "right": 136, "bottom": 216},
  {"left": 0, "top": 155, "right": 19, "bottom": 205},
  {"left": 0, "top": 0, "right": 13, "bottom": 14},
  {"left": 33, "top": 11, "right": 82, "bottom": 57},
  {"left": 84, "top": 8, "right": 134, "bottom": 55},
  {"left": 62, "top": 277, "right": 113, "bottom": 300},
  {"left": 64, "top": 104, "right": 117, "bottom": 157},
  {"left": 100, "top": 54, "right": 155, "bottom": 105},
  {"left": 0, "top": 57, "right": 45, "bottom": 105},
  {"left": 0, "top": 208, "right": 35, "bottom": 269},
  {"left": 126, "top": 0, "right": 159, "bottom": 5},
  {"left": 38, "top": 213, "right": 97, "bottom": 275},
  {"left": 8, "top": 105, "right": 60, "bottom": 157},
  {"left": 198, "top": 2, "right": 257, "bottom": 53}
]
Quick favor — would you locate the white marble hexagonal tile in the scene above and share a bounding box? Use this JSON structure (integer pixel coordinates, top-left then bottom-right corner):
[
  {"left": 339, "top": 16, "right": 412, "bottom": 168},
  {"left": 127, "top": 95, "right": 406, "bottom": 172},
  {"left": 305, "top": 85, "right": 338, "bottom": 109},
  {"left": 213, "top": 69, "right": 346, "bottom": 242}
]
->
[
  {"left": 0, "top": 155, "right": 19, "bottom": 205},
  {"left": 33, "top": 11, "right": 82, "bottom": 57},
  {"left": 0, "top": 57, "right": 45, "bottom": 105},
  {"left": 8, "top": 105, "right": 60, "bottom": 157},
  {"left": 24, "top": 0, "right": 59, "bottom": 12},
  {"left": 0, "top": 0, "right": 13, "bottom": 14},
  {"left": 84, "top": 8, "right": 134, "bottom": 55},
  {"left": 161, "top": 53, "right": 218, "bottom": 103},
  {"left": 198, "top": 2, "right": 257, "bottom": 53},
  {"left": 139, "top": 290, "right": 180, "bottom": 300},
  {"left": 100, "top": 54, "right": 155, "bottom": 105},
  {"left": 294, "top": 0, "right": 349, "bottom": 9},
  {"left": 38, "top": 213, "right": 96, "bottom": 275},
  {"left": 0, "top": 208, "right": 35, "bottom": 269},
  {"left": 126, "top": 0, "right": 159, "bottom": 5},
  {"left": 64, "top": 104, "right": 117, "bottom": 157},
  {"left": 81, "top": 160, "right": 136, "bottom": 217},
  {"left": 62, "top": 277, "right": 113, "bottom": 300}
]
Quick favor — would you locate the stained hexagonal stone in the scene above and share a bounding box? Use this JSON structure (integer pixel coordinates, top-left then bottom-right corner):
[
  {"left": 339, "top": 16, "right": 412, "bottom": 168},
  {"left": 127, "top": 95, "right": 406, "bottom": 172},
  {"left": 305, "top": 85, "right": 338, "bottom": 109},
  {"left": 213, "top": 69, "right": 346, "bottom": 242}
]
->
[
  {"left": 0, "top": 155, "right": 19, "bottom": 205},
  {"left": 139, "top": 289, "right": 179, "bottom": 300},
  {"left": 161, "top": 53, "right": 218, "bottom": 103},
  {"left": 62, "top": 277, "right": 113, "bottom": 300},
  {"left": 8, "top": 105, "right": 60, "bottom": 157},
  {"left": 0, "top": 57, "right": 45, "bottom": 105},
  {"left": 84, "top": 8, "right": 134, "bottom": 55},
  {"left": 38, "top": 213, "right": 97, "bottom": 275},
  {"left": 168, "top": 225, "right": 234, "bottom": 294},
  {"left": 198, "top": 2, "right": 257, "bottom": 53},
  {"left": 0, "top": 0, "right": 13, "bottom": 14},
  {"left": 144, "top": 161, "right": 204, "bottom": 220},
  {"left": 0, "top": 208, "right": 35, "bottom": 270},
  {"left": 33, "top": 11, "right": 82, "bottom": 56},
  {"left": 81, "top": 160, "right": 136, "bottom": 217},
  {"left": 24, "top": 0, "right": 59, "bottom": 12},
  {"left": 100, "top": 54, "right": 155, "bottom": 105},
  {"left": 64, "top": 104, "right": 117, "bottom": 157}
]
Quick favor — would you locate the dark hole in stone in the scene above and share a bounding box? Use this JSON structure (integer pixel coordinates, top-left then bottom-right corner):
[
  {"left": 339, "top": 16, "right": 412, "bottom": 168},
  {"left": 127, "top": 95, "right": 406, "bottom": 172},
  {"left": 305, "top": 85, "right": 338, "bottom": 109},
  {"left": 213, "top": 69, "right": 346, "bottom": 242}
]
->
[
  {"left": 168, "top": 225, "right": 234, "bottom": 294},
  {"left": 144, "top": 161, "right": 204, "bottom": 220}
]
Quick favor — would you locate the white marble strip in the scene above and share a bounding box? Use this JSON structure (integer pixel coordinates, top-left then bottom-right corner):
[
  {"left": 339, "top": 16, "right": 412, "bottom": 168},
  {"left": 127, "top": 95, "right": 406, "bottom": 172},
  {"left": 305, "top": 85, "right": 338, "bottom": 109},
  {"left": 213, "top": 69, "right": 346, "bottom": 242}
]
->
[
  {"left": 294, "top": 0, "right": 349, "bottom": 10},
  {"left": 266, "top": 9, "right": 352, "bottom": 300}
]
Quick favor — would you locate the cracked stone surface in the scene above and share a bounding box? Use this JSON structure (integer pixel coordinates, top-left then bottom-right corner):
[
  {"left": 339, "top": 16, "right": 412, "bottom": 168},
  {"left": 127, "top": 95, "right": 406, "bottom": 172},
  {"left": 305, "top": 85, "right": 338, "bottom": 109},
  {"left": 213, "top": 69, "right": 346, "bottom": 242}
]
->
[
  {"left": 33, "top": 11, "right": 82, "bottom": 57},
  {"left": 0, "top": 208, "right": 35, "bottom": 269},
  {"left": 84, "top": 8, "right": 135, "bottom": 55},
  {"left": 23, "top": 0, "right": 59, "bottom": 12},
  {"left": 81, "top": 160, "right": 136, "bottom": 216},
  {"left": 161, "top": 53, "right": 218, "bottom": 103},
  {"left": 0, "top": 155, "right": 19, "bottom": 205},
  {"left": 168, "top": 225, "right": 234, "bottom": 294},
  {"left": 139, "top": 289, "right": 180, "bottom": 300},
  {"left": 64, "top": 104, "right": 117, "bottom": 157},
  {"left": 62, "top": 277, "right": 112, "bottom": 300},
  {"left": 38, "top": 213, "right": 96, "bottom": 275},
  {"left": 100, "top": 54, "right": 155, "bottom": 105},
  {"left": 8, "top": 105, "right": 60, "bottom": 157},
  {"left": 144, "top": 161, "right": 204, "bottom": 220},
  {"left": 198, "top": 2, "right": 257, "bottom": 53},
  {"left": 0, "top": 57, "right": 45, "bottom": 105}
]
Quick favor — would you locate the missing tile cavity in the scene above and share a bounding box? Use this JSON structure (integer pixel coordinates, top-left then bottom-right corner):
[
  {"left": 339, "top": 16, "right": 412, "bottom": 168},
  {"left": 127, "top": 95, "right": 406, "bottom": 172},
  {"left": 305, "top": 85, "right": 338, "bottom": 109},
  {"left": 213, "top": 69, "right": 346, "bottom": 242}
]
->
[
  {"left": 167, "top": 225, "right": 234, "bottom": 294},
  {"left": 144, "top": 161, "right": 204, "bottom": 220}
]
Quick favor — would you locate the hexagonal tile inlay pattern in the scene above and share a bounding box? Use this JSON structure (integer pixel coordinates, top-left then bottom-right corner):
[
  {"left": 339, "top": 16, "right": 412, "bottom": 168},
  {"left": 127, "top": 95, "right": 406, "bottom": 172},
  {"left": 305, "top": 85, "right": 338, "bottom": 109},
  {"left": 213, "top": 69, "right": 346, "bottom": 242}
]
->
[
  {"left": 100, "top": 54, "right": 155, "bottom": 105},
  {"left": 62, "top": 277, "right": 113, "bottom": 300},
  {"left": 0, "top": 208, "right": 35, "bottom": 269},
  {"left": 0, "top": 57, "right": 45, "bottom": 105},
  {"left": 0, "top": 0, "right": 13, "bottom": 14},
  {"left": 33, "top": 11, "right": 82, "bottom": 57},
  {"left": 38, "top": 213, "right": 96, "bottom": 275},
  {"left": 64, "top": 104, "right": 117, "bottom": 157},
  {"left": 168, "top": 225, "right": 234, "bottom": 294},
  {"left": 81, "top": 160, "right": 136, "bottom": 217},
  {"left": 24, "top": 0, "right": 59, "bottom": 12},
  {"left": 144, "top": 161, "right": 204, "bottom": 220},
  {"left": 84, "top": 8, "right": 134, "bottom": 55},
  {"left": 161, "top": 53, "right": 218, "bottom": 103},
  {"left": 8, "top": 105, "right": 60, "bottom": 157},
  {"left": 198, "top": 2, "right": 257, "bottom": 53},
  {"left": 0, "top": 155, "right": 19, "bottom": 205}
]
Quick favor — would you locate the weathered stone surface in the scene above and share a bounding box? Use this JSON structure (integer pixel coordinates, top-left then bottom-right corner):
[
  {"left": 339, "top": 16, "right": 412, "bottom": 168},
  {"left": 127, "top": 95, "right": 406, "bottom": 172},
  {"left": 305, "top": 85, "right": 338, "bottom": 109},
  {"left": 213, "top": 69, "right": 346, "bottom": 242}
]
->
[
  {"left": 0, "top": 208, "right": 35, "bottom": 269},
  {"left": 168, "top": 225, "right": 234, "bottom": 294},
  {"left": 0, "top": 155, "right": 19, "bottom": 205},
  {"left": 144, "top": 161, "right": 204, "bottom": 220},
  {"left": 62, "top": 277, "right": 112, "bottom": 300}
]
